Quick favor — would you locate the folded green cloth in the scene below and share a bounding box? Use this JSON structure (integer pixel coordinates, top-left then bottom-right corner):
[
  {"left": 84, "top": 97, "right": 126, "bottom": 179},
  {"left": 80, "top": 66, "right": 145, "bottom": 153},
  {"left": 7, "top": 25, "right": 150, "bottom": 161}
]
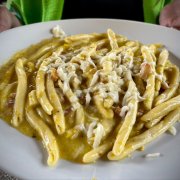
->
[
  {"left": 143, "top": 0, "right": 172, "bottom": 24},
  {"left": 6, "top": 0, "right": 64, "bottom": 24},
  {"left": 6, "top": 0, "right": 172, "bottom": 25}
]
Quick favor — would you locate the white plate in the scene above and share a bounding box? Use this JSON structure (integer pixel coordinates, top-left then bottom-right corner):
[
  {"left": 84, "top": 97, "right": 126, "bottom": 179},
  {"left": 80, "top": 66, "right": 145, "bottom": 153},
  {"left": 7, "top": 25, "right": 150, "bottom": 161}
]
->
[{"left": 0, "top": 19, "right": 180, "bottom": 180}]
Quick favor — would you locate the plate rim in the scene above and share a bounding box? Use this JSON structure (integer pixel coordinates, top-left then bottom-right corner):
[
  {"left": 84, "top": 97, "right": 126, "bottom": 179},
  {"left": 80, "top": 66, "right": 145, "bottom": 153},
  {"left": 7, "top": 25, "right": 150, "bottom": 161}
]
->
[{"left": 0, "top": 18, "right": 180, "bottom": 180}]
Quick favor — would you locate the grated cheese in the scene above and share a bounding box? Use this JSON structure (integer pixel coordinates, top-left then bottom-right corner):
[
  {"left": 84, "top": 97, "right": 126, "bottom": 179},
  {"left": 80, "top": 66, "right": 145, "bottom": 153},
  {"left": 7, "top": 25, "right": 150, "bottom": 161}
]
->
[
  {"left": 80, "top": 60, "right": 90, "bottom": 72},
  {"left": 125, "top": 70, "right": 132, "bottom": 81},
  {"left": 48, "top": 29, "right": 160, "bottom": 123},
  {"left": 155, "top": 73, "right": 163, "bottom": 81},
  {"left": 85, "top": 91, "right": 91, "bottom": 105},
  {"left": 168, "top": 126, "right": 177, "bottom": 136},
  {"left": 40, "top": 66, "right": 48, "bottom": 72},
  {"left": 137, "top": 92, "right": 146, "bottom": 102},
  {"left": 57, "top": 67, "right": 67, "bottom": 81},
  {"left": 75, "top": 90, "right": 83, "bottom": 97},
  {"left": 73, "top": 144, "right": 85, "bottom": 159},
  {"left": 90, "top": 71, "right": 99, "bottom": 87},
  {"left": 144, "top": 153, "right": 161, "bottom": 158},
  {"left": 51, "top": 25, "right": 66, "bottom": 38},
  {"left": 120, "top": 106, "right": 129, "bottom": 117},
  {"left": 69, "top": 95, "right": 78, "bottom": 104},
  {"left": 87, "top": 56, "right": 96, "bottom": 67},
  {"left": 72, "top": 102, "right": 81, "bottom": 111},
  {"left": 87, "top": 121, "right": 97, "bottom": 139},
  {"left": 108, "top": 91, "right": 119, "bottom": 103},
  {"left": 155, "top": 73, "right": 169, "bottom": 89},
  {"left": 122, "top": 91, "right": 131, "bottom": 106},
  {"left": 108, "top": 52, "right": 117, "bottom": 61},
  {"left": 93, "top": 123, "right": 105, "bottom": 148}
]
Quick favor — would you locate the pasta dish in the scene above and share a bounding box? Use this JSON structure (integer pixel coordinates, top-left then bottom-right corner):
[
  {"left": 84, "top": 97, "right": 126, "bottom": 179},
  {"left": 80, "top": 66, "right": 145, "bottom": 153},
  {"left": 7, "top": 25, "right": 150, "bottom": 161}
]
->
[{"left": 0, "top": 28, "right": 179, "bottom": 166}]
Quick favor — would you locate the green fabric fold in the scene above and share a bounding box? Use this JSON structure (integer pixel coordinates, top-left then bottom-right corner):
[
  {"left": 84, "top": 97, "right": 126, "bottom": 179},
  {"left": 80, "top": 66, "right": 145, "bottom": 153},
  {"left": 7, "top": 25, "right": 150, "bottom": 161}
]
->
[
  {"left": 42, "top": 0, "right": 64, "bottom": 21},
  {"left": 7, "top": 0, "right": 64, "bottom": 24},
  {"left": 143, "top": 0, "right": 172, "bottom": 24}
]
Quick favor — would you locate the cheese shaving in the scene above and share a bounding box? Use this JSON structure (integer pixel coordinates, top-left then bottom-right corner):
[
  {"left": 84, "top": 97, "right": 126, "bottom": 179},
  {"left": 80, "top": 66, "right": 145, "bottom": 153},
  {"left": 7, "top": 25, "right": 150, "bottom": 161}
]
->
[
  {"left": 87, "top": 121, "right": 97, "bottom": 139},
  {"left": 90, "top": 71, "right": 99, "bottom": 87},
  {"left": 144, "top": 153, "right": 161, "bottom": 158},
  {"left": 93, "top": 123, "right": 105, "bottom": 148},
  {"left": 85, "top": 91, "right": 91, "bottom": 105},
  {"left": 120, "top": 106, "right": 129, "bottom": 117},
  {"left": 168, "top": 126, "right": 177, "bottom": 136},
  {"left": 51, "top": 25, "right": 66, "bottom": 38}
]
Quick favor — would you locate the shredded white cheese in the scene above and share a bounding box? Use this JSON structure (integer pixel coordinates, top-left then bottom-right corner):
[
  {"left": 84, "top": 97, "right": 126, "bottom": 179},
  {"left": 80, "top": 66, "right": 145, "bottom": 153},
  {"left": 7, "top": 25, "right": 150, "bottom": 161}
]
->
[
  {"left": 75, "top": 90, "right": 83, "bottom": 97},
  {"left": 85, "top": 91, "right": 91, "bottom": 105},
  {"left": 73, "top": 144, "right": 85, "bottom": 159},
  {"left": 72, "top": 102, "right": 81, "bottom": 111},
  {"left": 93, "top": 123, "right": 105, "bottom": 149},
  {"left": 51, "top": 25, "right": 66, "bottom": 38},
  {"left": 155, "top": 73, "right": 163, "bottom": 81},
  {"left": 120, "top": 106, "right": 129, "bottom": 117},
  {"left": 80, "top": 60, "right": 90, "bottom": 72},
  {"left": 87, "top": 121, "right": 97, "bottom": 139},
  {"left": 87, "top": 56, "right": 96, "bottom": 67},
  {"left": 168, "top": 126, "right": 177, "bottom": 136},
  {"left": 108, "top": 52, "right": 117, "bottom": 61},
  {"left": 47, "top": 29, "right": 164, "bottom": 128},
  {"left": 122, "top": 91, "right": 131, "bottom": 106},
  {"left": 40, "top": 66, "right": 48, "bottom": 72},
  {"left": 137, "top": 92, "right": 146, "bottom": 102},
  {"left": 155, "top": 73, "right": 169, "bottom": 89},
  {"left": 125, "top": 70, "right": 132, "bottom": 81},
  {"left": 144, "top": 153, "right": 161, "bottom": 158},
  {"left": 90, "top": 71, "right": 99, "bottom": 87}
]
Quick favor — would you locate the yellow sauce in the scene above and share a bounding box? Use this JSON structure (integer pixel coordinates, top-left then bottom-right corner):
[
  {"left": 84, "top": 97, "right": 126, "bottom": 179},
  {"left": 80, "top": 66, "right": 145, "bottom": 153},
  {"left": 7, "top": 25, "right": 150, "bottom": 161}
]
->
[{"left": 0, "top": 38, "right": 93, "bottom": 163}]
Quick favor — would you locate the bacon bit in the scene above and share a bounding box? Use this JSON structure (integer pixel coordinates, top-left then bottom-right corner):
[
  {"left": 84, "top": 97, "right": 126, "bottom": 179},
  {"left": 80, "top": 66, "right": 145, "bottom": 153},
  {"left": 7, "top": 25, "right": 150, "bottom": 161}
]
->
[
  {"left": 140, "top": 62, "right": 153, "bottom": 80},
  {"left": 101, "top": 78, "right": 108, "bottom": 83},
  {"left": 137, "top": 111, "right": 143, "bottom": 117},
  {"left": 7, "top": 93, "right": 16, "bottom": 107},
  {"left": 54, "top": 81, "right": 59, "bottom": 88},
  {"left": 29, "top": 84, "right": 35, "bottom": 90},
  {"left": 113, "top": 106, "right": 121, "bottom": 115},
  {"left": 137, "top": 109, "right": 144, "bottom": 117},
  {"left": 100, "top": 74, "right": 108, "bottom": 83},
  {"left": 64, "top": 107, "right": 73, "bottom": 115},
  {"left": 7, "top": 99, "right": 15, "bottom": 107},
  {"left": 50, "top": 68, "right": 59, "bottom": 82},
  {"left": 79, "top": 94, "right": 86, "bottom": 105}
]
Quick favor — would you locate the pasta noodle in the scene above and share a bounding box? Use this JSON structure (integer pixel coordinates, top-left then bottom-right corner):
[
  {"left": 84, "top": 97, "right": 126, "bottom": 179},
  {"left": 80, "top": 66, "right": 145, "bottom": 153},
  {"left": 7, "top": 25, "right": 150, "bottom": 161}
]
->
[
  {"left": 108, "top": 107, "right": 180, "bottom": 160},
  {"left": 0, "top": 28, "right": 179, "bottom": 166},
  {"left": 26, "top": 91, "right": 59, "bottom": 166},
  {"left": 12, "top": 58, "right": 27, "bottom": 127},
  {"left": 46, "top": 74, "right": 65, "bottom": 134}
]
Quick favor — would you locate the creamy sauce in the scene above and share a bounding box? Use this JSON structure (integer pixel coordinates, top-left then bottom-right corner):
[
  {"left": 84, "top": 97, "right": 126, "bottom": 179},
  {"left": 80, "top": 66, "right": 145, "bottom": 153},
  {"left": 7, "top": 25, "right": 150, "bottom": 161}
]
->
[{"left": 0, "top": 38, "right": 93, "bottom": 163}]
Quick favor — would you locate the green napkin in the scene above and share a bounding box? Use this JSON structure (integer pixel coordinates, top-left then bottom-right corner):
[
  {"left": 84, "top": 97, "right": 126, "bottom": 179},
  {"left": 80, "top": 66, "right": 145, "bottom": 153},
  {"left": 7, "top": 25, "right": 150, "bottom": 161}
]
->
[
  {"left": 6, "top": 0, "right": 64, "bottom": 24},
  {"left": 143, "top": 0, "right": 172, "bottom": 24}
]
